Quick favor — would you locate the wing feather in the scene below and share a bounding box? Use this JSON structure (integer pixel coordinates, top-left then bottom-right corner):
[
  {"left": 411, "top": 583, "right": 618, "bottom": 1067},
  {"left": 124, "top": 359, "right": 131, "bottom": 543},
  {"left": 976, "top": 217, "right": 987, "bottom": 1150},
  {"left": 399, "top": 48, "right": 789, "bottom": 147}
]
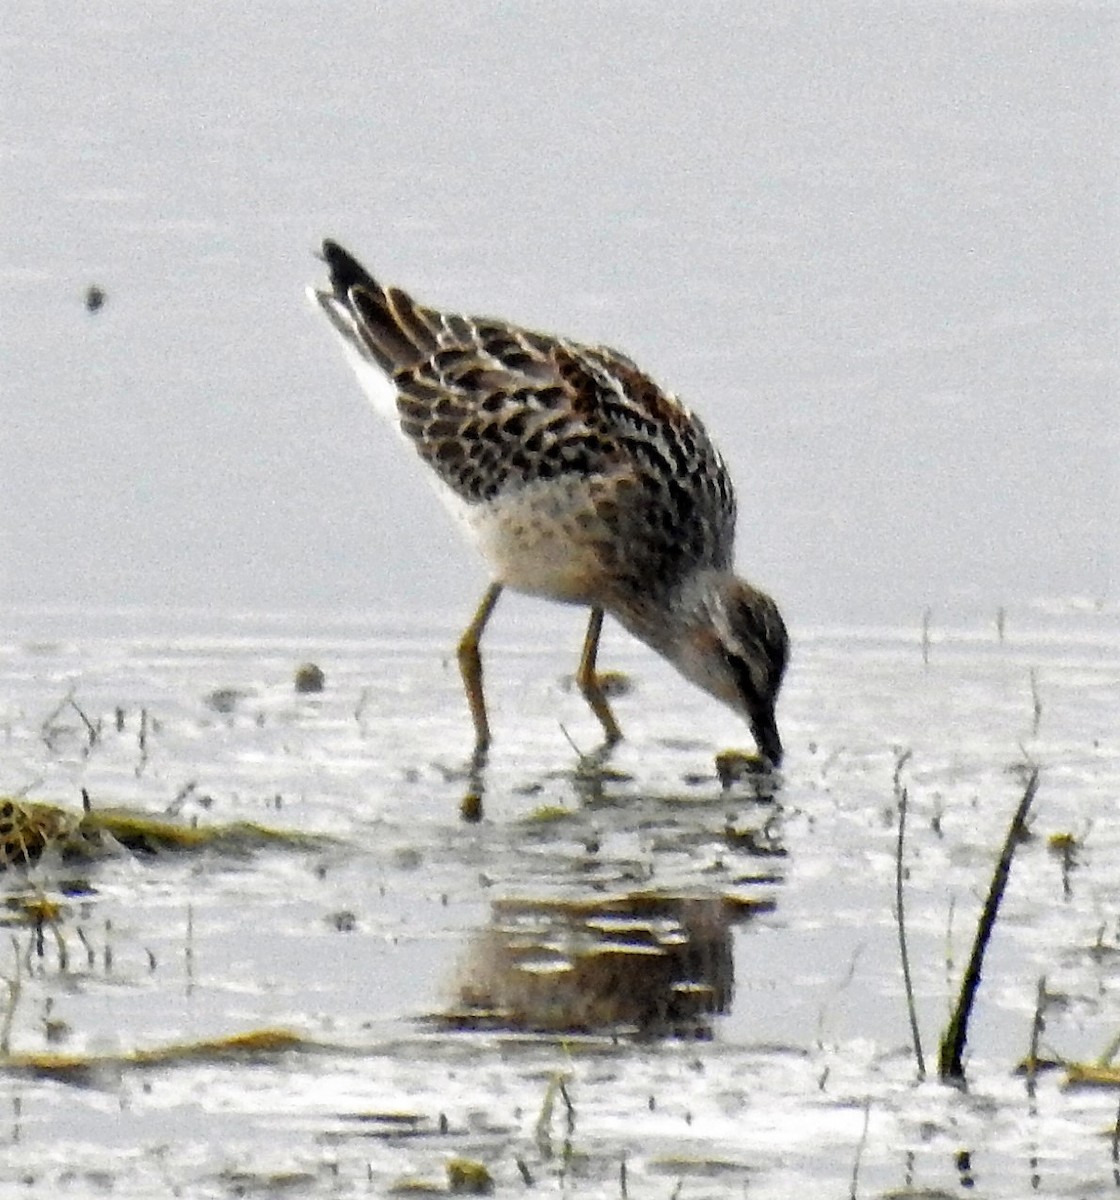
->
[{"left": 315, "top": 240, "right": 737, "bottom": 582}]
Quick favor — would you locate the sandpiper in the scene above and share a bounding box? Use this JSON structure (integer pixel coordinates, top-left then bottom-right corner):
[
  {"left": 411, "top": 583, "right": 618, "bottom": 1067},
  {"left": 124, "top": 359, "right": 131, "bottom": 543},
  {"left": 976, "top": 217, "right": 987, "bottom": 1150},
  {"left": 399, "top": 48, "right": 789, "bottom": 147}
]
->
[{"left": 309, "top": 241, "right": 788, "bottom": 764}]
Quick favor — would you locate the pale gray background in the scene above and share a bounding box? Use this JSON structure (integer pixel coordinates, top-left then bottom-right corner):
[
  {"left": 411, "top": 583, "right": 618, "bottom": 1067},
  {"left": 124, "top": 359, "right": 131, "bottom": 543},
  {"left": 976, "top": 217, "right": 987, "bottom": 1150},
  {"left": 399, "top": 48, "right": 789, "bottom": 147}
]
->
[{"left": 3, "top": 2, "right": 1115, "bottom": 629}]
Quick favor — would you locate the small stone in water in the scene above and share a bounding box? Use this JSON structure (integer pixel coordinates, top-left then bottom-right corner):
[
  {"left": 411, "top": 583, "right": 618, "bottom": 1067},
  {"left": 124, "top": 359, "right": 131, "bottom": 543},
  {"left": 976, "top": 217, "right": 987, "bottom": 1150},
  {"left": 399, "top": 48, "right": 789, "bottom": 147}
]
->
[{"left": 294, "top": 662, "right": 325, "bottom": 693}]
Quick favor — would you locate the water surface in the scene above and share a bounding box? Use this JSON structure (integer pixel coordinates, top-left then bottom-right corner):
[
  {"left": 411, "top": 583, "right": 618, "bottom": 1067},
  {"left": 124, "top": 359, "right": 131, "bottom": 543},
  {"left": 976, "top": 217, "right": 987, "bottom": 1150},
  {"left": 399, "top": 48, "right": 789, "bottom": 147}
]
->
[{"left": 0, "top": 607, "right": 1116, "bottom": 1196}]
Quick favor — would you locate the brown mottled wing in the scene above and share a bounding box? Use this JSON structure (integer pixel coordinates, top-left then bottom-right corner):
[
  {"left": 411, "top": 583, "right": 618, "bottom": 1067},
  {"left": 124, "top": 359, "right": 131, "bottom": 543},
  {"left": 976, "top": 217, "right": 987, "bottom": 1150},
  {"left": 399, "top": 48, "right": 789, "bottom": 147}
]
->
[{"left": 389, "top": 307, "right": 738, "bottom": 585}]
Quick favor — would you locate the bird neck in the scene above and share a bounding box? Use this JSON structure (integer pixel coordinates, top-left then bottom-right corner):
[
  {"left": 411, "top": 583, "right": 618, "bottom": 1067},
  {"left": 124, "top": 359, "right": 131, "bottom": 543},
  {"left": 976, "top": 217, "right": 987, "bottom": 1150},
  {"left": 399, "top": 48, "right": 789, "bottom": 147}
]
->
[{"left": 612, "top": 568, "right": 731, "bottom": 660}]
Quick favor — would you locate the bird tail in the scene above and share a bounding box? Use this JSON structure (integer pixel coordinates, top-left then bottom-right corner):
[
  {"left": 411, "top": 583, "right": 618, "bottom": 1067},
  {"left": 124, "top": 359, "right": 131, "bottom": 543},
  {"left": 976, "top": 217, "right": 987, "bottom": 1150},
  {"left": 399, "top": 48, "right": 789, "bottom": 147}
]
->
[{"left": 316, "top": 240, "right": 438, "bottom": 374}]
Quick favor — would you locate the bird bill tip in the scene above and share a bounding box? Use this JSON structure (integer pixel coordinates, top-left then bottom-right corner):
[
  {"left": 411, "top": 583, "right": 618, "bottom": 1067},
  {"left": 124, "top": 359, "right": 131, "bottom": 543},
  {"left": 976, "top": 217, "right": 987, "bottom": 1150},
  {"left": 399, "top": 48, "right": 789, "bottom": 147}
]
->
[{"left": 750, "top": 709, "right": 783, "bottom": 768}]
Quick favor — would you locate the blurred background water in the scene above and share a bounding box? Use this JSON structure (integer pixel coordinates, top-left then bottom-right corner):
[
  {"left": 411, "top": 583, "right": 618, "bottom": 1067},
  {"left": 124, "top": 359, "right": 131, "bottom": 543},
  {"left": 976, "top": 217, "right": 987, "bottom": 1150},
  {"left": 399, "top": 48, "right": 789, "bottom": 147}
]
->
[{"left": 2, "top": 1, "right": 1115, "bottom": 630}]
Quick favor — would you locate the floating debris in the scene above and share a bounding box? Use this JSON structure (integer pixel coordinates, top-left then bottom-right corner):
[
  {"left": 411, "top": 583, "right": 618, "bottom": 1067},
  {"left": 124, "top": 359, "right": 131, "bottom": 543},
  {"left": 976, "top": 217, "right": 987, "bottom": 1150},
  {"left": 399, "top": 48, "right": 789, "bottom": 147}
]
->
[
  {"left": 0, "top": 798, "right": 85, "bottom": 868},
  {"left": 648, "top": 1154, "right": 753, "bottom": 1180},
  {"left": 294, "top": 662, "right": 325, "bottom": 693},
  {"left": 84, "top": 284, "right": 105, "bottom": 313},
  {"left": 327, "top": 909, "right": 358, "bottom": 933},
  {"left": 334, "top": 1110, "right": 427, "bottom": 1132},
  {"left": 1063, "top": 1062, "right": 1120, "bottom": 1089},
  {"left": 447, "top": 1158, "right": 495, "bottom": 1194},
  {"left": 521, "top": 804, "right": 576, "bottom": 823},
  {"left": 0, "top": 1027, "right": 307, "bottom": 1083},
  {"left": 205, "top": 687, "right": 248, "bottom": 714},
  {"left": 83, "top": 807, "right": 328, "bottom": 857},
  {"left": 388, "top": 1178, "right": 445, "bottom": 1195},
  {"left": 219, "top": 1170, "right": 319, "bottom": 1194},
  {"left": 723, "top": 819, "right": 787, "bottom": 857},
  {"left": 714, "top": 749, "right": 770, "bottom": 788},
  {"left": 2, "top": 894, "right": 65, "bottom": 928}
]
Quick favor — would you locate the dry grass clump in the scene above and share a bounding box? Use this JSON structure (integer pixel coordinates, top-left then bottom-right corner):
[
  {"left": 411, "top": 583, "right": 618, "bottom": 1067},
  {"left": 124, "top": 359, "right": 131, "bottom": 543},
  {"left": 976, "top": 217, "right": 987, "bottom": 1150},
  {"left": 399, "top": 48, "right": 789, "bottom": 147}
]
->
[{"left": 0, "top": 795, "right": 329, "bottom": 870}]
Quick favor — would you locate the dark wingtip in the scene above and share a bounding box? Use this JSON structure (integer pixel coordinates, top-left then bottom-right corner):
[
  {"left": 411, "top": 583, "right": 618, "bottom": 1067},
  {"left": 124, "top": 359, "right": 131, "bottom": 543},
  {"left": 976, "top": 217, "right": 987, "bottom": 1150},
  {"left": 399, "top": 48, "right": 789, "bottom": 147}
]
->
[{"left": 319, "top": 239, "right": 377, "bottom": 298}]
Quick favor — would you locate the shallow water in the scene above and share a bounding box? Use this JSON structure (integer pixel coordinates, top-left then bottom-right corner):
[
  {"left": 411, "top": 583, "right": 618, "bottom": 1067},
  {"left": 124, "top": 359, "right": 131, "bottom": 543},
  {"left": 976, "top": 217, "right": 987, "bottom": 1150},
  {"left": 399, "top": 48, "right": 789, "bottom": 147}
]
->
[
  {"left": 0, "top": 606, "right": 1116, "bottom": 1197},
  {"left": 3, "top": 4, "right": 1114, "bottom": 1191}
]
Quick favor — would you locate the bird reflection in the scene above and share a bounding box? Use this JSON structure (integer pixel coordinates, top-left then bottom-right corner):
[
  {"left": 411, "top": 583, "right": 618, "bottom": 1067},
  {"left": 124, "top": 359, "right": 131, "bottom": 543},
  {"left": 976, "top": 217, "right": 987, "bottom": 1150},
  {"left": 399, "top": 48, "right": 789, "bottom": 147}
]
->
[{"left": 440, "top": 891, "right": 773, "bottom": 1038}]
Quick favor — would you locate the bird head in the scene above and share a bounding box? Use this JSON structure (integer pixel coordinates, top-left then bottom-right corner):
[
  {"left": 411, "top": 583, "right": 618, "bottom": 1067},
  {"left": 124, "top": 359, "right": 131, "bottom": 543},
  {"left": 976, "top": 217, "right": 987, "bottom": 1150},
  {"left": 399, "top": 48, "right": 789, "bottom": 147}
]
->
[{"left": 668, "top": 574, "right": 788, "bottom": 766}]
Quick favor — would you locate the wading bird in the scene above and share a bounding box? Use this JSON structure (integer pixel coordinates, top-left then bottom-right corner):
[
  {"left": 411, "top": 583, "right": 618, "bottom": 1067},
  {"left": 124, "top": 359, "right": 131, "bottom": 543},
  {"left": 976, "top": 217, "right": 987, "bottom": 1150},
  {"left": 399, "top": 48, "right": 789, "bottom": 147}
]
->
[{"left": 309, "top": 241, "right": 788, "bottom": 765}]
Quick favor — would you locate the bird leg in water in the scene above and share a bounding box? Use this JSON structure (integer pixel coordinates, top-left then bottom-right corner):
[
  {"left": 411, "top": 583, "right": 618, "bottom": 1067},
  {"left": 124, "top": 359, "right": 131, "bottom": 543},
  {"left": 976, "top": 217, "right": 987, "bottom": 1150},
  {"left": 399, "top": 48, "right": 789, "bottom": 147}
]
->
[
  {"left": 457, "top": 582, "right": 503, "bottom": 755},
  {"left": 576, "top": 606, "right": 622, "bottom": 745}
]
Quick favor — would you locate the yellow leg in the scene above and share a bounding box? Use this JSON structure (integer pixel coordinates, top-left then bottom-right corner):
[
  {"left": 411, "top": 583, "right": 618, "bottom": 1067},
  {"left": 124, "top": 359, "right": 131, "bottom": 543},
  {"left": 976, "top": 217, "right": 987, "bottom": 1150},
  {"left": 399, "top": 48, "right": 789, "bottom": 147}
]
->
[
  {"left": 457, "top": 583, "right": 503, "bottom": 754},
  {"left": 576, "top": 607, "right": 622, "bottom": 745}
]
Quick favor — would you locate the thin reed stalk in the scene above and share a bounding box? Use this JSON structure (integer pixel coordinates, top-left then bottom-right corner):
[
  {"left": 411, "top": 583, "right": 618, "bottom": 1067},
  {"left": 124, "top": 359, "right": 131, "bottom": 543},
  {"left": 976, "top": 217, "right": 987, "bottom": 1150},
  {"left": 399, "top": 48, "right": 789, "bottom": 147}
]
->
[{"left": 938, "top": 768, "right": 1040, "bottom": 1081}]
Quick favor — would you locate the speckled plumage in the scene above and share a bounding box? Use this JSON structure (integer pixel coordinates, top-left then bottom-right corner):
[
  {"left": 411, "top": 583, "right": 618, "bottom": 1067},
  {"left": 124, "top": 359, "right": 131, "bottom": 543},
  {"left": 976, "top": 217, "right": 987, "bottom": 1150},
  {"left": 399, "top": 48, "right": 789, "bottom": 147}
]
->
[{"left": 309, "top": 240, "right": 788, "bottom": 764}]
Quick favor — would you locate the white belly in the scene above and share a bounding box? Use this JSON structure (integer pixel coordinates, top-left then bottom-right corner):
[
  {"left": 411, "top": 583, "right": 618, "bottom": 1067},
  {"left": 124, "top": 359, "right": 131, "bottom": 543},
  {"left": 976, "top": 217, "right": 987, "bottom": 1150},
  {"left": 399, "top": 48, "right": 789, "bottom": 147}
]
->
[{"left": 436, "top": 477, "right": 609, "bottom": 604}]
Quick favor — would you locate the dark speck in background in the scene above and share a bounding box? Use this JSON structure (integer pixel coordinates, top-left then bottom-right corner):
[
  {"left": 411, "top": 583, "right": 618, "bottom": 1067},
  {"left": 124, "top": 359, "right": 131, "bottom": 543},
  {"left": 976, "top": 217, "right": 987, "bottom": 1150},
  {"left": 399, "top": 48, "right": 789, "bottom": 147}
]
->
[{"left": 84, "top": 285, "right": 106, "bottom": 313}]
